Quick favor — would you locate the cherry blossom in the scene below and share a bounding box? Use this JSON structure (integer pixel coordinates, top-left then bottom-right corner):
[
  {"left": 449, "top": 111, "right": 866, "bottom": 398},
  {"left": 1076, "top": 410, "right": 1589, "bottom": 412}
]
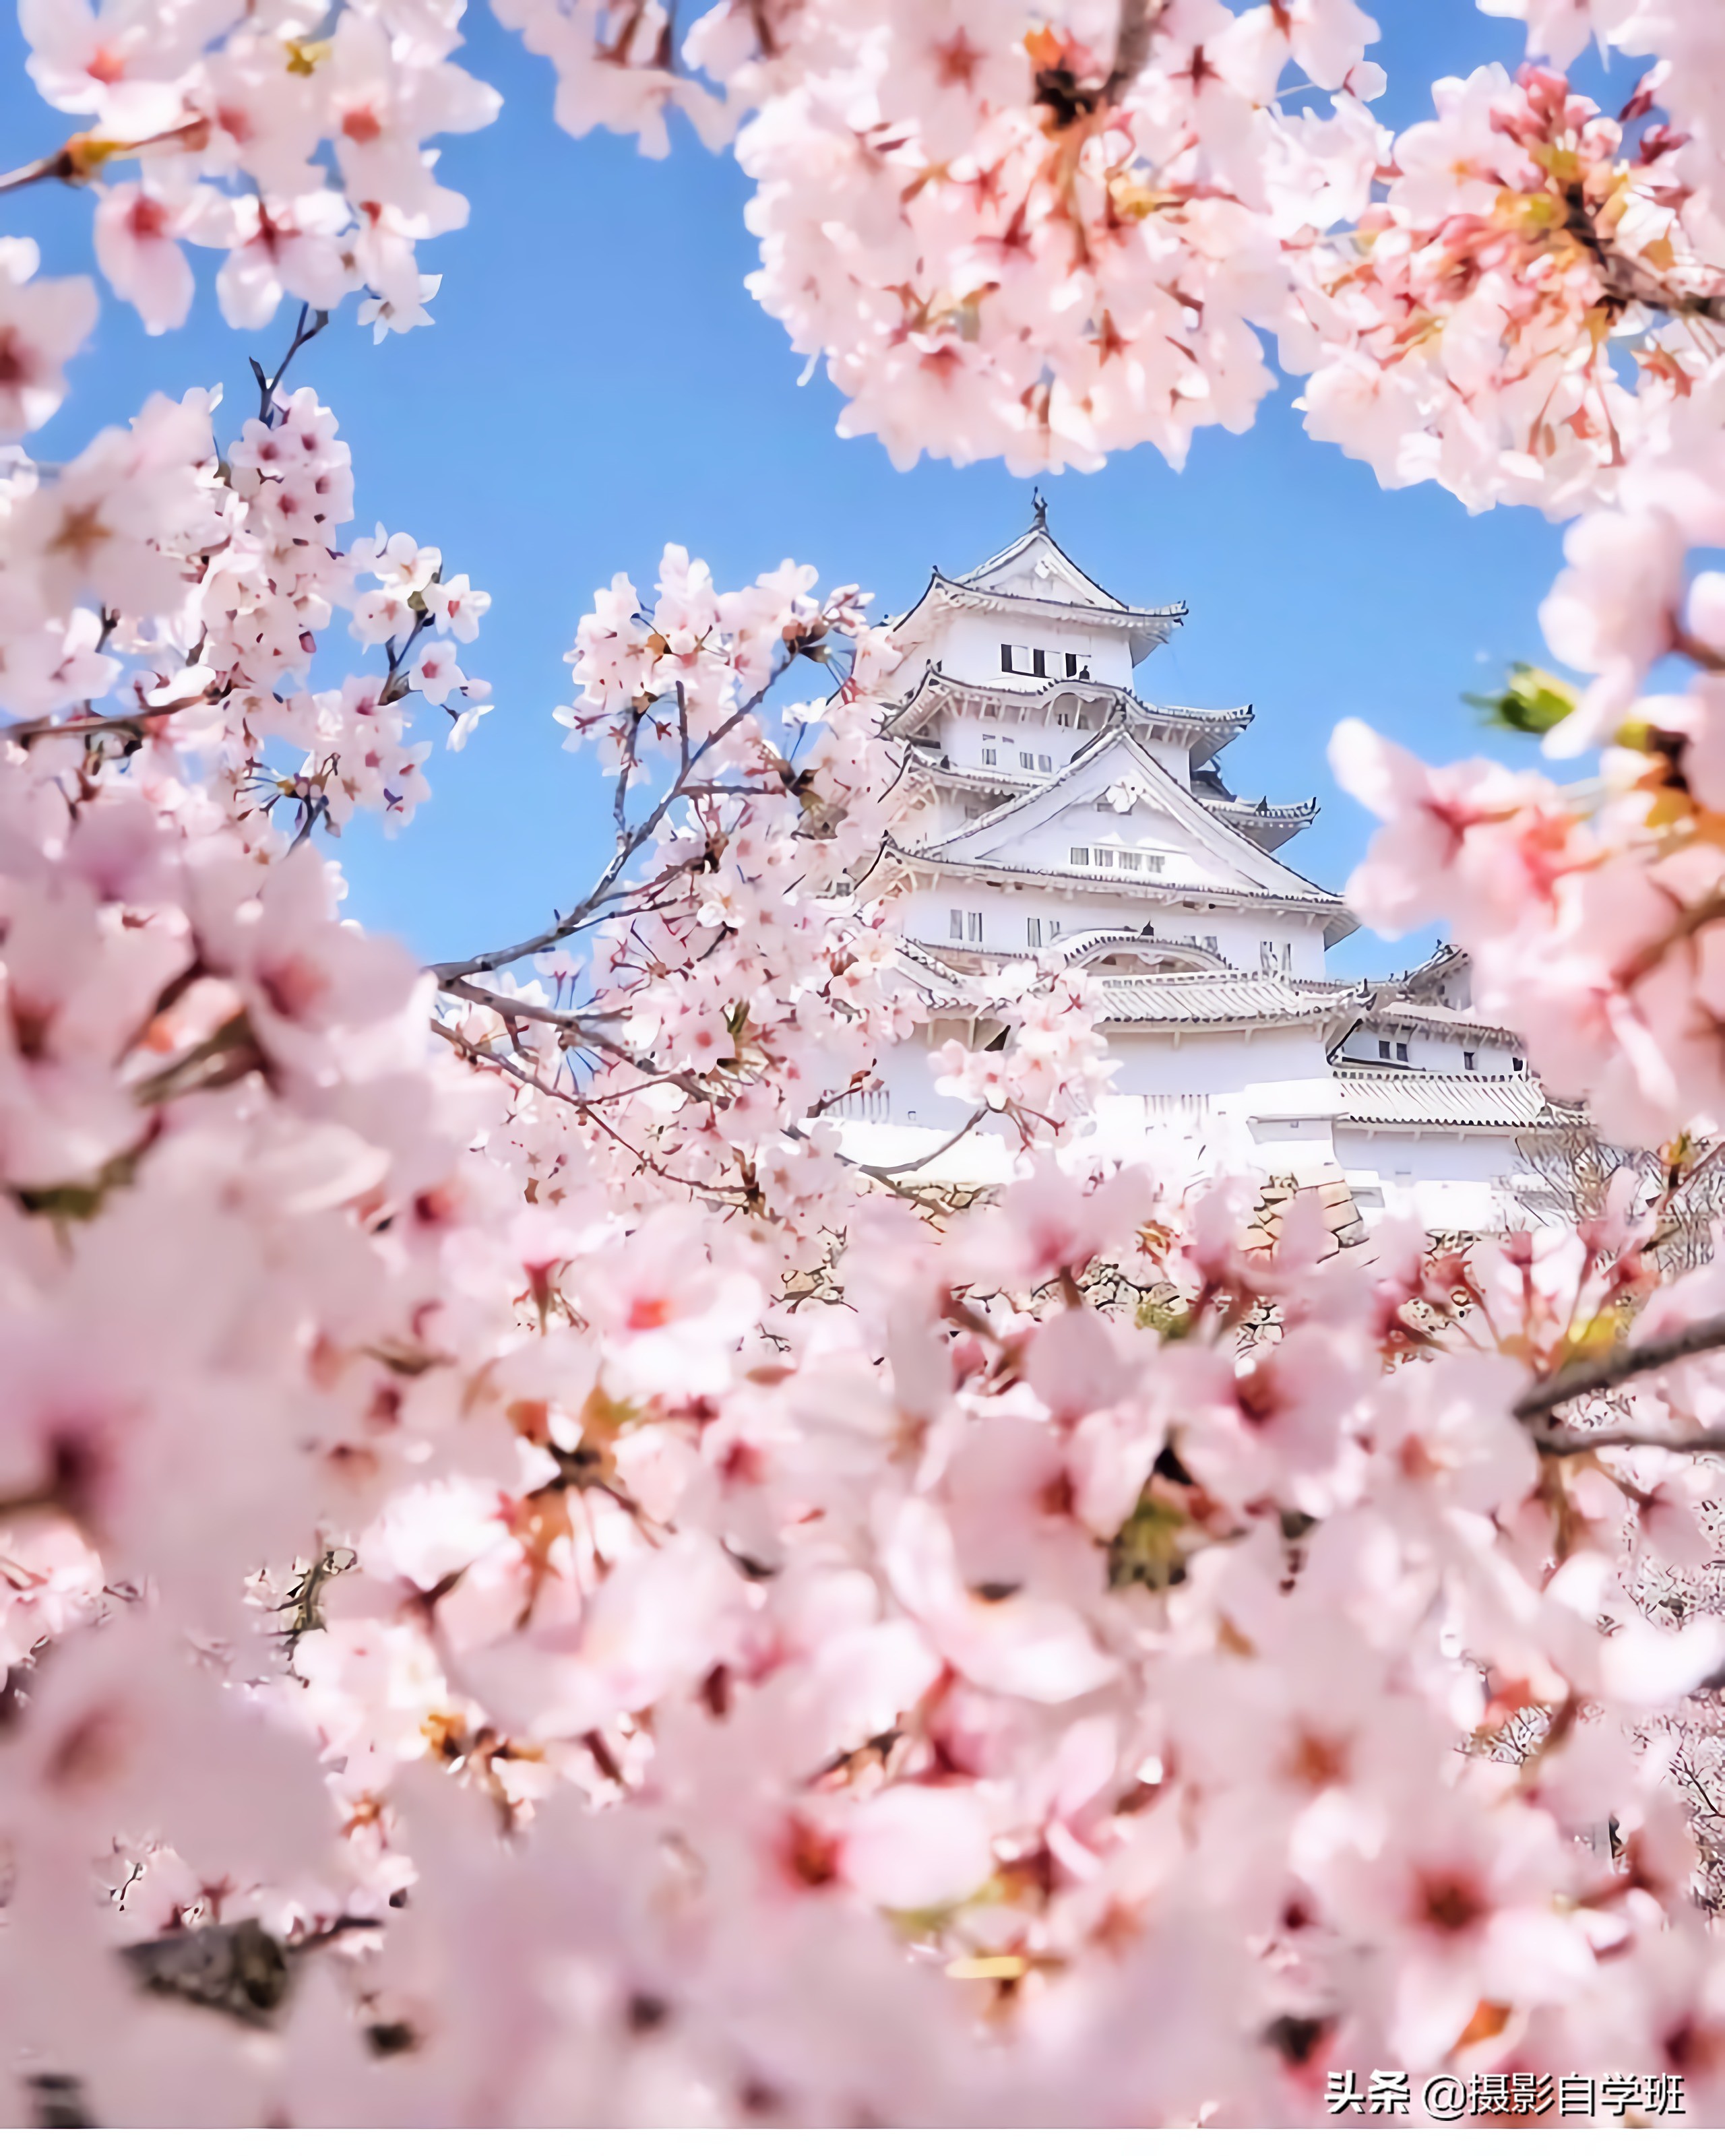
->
[
  {"left": 11, "top": 0, "right": 501, "bottom": 336},
  {"left": 1292, "top": 59, "right": 1725, "bottom": 515},
  {"left": 11, "top": 0, "right": 1725, "bottom": 2133},
  {"left": 0, "top": 239, "right": 99, "bottom": 441}
]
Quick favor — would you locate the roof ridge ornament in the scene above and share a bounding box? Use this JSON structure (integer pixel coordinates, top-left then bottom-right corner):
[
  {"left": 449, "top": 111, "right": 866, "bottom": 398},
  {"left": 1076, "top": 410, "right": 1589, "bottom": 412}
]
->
[{"left": 1031, "top": 487, "right": 1048, "bottom": 531}]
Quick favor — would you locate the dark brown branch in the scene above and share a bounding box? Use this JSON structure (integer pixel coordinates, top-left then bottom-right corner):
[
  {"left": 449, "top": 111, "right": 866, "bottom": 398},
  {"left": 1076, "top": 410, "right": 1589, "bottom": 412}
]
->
[
  {"left": 1102, "top": 0, "right": 1164, "bottom": 105},
  {"left": 0, "top": 120, "right": 207, "bottom": 195},
  {"left": 1535, "top": 1422, "right": 1725, "bottom": 1459},
  {"left": 1516, "top": 1310, "right": 1725, "bottom": 1421},
  {"left": 251, "top": 304, "right": 332, "bottom": 424},
  {"left": 0, "top": 689, "right": 220, "bottom": 749}
]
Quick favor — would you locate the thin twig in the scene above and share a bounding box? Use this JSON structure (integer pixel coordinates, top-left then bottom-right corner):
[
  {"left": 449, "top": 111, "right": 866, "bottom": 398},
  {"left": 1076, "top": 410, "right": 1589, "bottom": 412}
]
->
[
  {"left": 833, "top": 1106, "right": 989, "bottom": 1189},
  {"left": 251, "top": 304, "right": 332, "bottom": 424},
  {"left": 431, "top": 645, "right": 812, "bottom": 984},
  {"left": 437, "top": 978, "right": 715, "bottom": 1100},
  {"left": 431, "top": 1016, "right": 588, "bottom": 1112}
]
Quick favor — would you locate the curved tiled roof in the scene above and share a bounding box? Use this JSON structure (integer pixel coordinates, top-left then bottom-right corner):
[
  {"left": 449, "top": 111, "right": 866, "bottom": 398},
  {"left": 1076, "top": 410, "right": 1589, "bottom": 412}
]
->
[
  {"left": 906, "top": 748, "right": 1034, "bottom": 798},
  {"left": 929, "top": 569, "right": 1185, "bottom": 633},
  {"left": 1052, "top": 928, "right": 1238, "bottom": 971},
  {"left": 1331, "top": 1071, "right": 1579, "bottom": 1129},
  {"left": 883, "top": 839, "right": 1357, "bottom": 927},
  {"left": 1096, "top": 973, "right": 1368, "bottom": 1027},
  {"left": 882, "top": 664, "right": 1251, "bottom": 751},
  {"left": 1350, "top": 997, "right": 1522, "bottom": 1046},
  {"left": 1212, "top": 796, "right": 1321, "bottom": 851}
]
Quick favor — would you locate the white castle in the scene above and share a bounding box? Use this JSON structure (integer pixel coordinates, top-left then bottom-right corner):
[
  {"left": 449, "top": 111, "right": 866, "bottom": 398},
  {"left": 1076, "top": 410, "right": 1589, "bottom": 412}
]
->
[{"left": 843, "top": 503, "right": 1581, "bottom": 1234}]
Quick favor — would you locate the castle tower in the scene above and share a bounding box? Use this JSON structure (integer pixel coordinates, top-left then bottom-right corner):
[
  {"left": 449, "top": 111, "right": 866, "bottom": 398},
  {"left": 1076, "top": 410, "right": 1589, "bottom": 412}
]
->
[{"left": 846, "top": 508, "right": 1580, "bottom": 1233}]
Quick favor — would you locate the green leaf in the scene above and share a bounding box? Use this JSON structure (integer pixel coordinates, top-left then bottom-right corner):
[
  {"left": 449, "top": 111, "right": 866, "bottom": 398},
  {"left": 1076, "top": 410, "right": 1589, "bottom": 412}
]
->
[
  {"left": 1107, "top": 1485, "right": 1193, "bottom": 1592},
  {"left": 1464, "top": 664, "right": 1579, "bottom": 737}
]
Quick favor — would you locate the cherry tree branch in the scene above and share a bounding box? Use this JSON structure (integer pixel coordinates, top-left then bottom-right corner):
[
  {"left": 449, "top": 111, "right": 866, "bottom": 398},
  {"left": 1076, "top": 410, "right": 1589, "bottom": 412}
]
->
[
  {"left": 0, "top": 691, "right": 218, "bottom": 749},
  {"left": 436, "top": 978, "right": 717, "bottom": 1101},
  {"left": 1102, "top": 0, "right": 1164, "bottom": 105},
  {"left": 0, "top": 121, "right": 206, "bottom": 194},
  {"left": 431, "top": 649, "right": 811, "bottom": 985},
  {"left": 834, "top": 1106, "right": 989, "bottom": 1192},
  {"left": 1535, "top": 1422, "right": 1725, "bottom": 1459},
  {"left": 1515, "top": 1310, "right": 1725, "bottom": 1420},
  {"left": 249, "top": 304, "right": 332, "bottom": 424}
]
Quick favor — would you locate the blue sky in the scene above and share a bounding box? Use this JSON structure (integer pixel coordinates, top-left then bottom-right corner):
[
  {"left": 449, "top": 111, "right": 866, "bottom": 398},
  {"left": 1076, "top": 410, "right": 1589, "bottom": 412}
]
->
[{"left": 0, "top": 4, "right": 1637, "bottom": 980}]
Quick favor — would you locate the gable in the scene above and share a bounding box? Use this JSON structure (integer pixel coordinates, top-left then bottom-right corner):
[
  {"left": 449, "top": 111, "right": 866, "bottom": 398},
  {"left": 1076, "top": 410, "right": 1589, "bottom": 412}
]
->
[
  {"left": 960, "top": 531, "right": 1127, "bottom": 612},
  {"left": 937, "top": 726, "right": 1337, "bottom": 903}
]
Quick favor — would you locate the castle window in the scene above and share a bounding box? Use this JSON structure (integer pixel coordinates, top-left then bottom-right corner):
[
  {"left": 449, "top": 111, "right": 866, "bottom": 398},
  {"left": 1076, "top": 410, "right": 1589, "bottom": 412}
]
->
[
  {"left": 1032, "top": 649, "right": 1046, "bottom": 674},
  {"left": 1000, "top": 643, "right": 1013, "bottom": 671},
  {"left": 1513, "top": 1055, "right": 1526, "bottom": 1073},
  {"left": 1069, "top": 846, "right": 1090, "bottom": 866},
  {"left": 1048, "top": 919, "right": 1061, "bottom": 938},
  {"left": 1119, "top": 851, "right": 1141, "bottom": 872},
  {"left": 1146, "top": 854, "right": 1165, "bottom": 875},
  {"left": 1027, "top": 918, "right": 1043, "bottom": 947},
  {"left": 1065, "top": 652, "right": 1092, "bottom": 678},
  {"left": 1201, "top": 934, "right": 1218, "bottom": 954},
  {"left": 1377, "top": 1039, "right": 1390, "bottom": 1060},
  {"left": 949, "top": 909, "right": 964, "bottom": 941},
  {"left": 1464, "top": 1050, "right": 1476, "bottom": 1071},
  {"left": 1395, "top": 1040, "right": 1409, "bottom": 1063},
  {"left": 1037, "top": 754, "right": 1052, "bottom": 771},
  {"left": 1009, "top": 643, "right": 1033, "bottom": 672},
  {"left": 1021, "top": 751, "right": 1035, "bottom": 770},
  {"left": 1094, "top": 848, "right": 1115, "bottom": 869},
  {"left": 982, "top": 741, "right": 997, "bottom": 766},
  {"left": 968, "top": 911, "right": 982, "bottom": 943}
]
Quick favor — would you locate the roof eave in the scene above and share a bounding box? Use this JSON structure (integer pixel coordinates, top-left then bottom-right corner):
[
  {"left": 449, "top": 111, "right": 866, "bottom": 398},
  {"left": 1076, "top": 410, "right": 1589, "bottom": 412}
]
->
[{"left": 885, "top": 845, "right": 1352, "bottom": 916}]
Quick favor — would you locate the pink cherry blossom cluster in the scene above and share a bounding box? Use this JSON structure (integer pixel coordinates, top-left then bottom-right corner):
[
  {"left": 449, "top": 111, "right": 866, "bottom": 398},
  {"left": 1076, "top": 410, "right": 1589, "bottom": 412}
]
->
[
  {"left": 434, "top": 544, "right": 1119, "bottom": 1251},
  {"left": 492, "top": 0, "right": 1725, "bottom": 505},
  {"left": 500, "top": 0, "right": 1388, "bottom": 472},
  {"left": 0, "top": 286, "right": 491, "bottom": 836},
  {"left": 12, "top": 0, "right": 501, "bottom": 339},
  {"left": 933, "top": 961, "right": 1117, "bottom": 1141},
  {"left": 1334, "top": 383, "right": 1725, "bottom": 1149},
  {"left": 1294, "top": 59, "right": 1725, "bottom": 515}
]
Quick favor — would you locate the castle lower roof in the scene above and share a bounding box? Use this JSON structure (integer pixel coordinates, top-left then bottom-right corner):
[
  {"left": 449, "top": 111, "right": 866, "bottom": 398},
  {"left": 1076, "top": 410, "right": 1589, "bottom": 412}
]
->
[
  {"left": 883, "top": 665, "right": 1250, "bottom": 756},
  {"left": 883, "top": 839, "right": 1358, "bottom": 939},
  {"left": 1096, "top": 973, "right": 1369, "bottom": 1029},
  {"left": 1348, "top": 997, "right": 1523, "bottom": 1047},
  {"left": 1331, "top": 1071, "right": 1579, "bottom": 1131}
]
